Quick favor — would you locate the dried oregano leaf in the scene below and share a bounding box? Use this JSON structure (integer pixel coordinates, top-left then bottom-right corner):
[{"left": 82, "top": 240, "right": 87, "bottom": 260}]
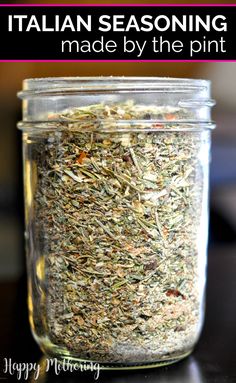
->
[{"left": 32, "top": 101, "right": 206, "bottom": 363}]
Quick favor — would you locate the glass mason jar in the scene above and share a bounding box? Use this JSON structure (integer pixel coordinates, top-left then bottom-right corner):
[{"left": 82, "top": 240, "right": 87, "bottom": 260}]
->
[{"left": 18, "top": 77, "right": 215, "bottom": 368}]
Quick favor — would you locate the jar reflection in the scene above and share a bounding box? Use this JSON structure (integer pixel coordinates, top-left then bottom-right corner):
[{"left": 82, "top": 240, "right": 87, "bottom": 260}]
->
[{"left": 29, "top": 356, "right": 206, "bottom": 383}]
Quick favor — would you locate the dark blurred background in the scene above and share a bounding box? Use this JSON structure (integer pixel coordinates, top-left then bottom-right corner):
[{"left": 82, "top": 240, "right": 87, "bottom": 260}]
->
[
  {"left": 0, "top": 61, "right": 236, "bottom": 377},
  {"left": 0, "top": 0, "right": 234, "bottom": 380}
]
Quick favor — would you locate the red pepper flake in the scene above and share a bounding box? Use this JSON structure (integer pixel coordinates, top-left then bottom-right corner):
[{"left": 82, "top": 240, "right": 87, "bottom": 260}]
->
[
  {"left": 76, "top": 151, "right": 87, "bottom": 164},
  {"left": 163, "top": 227, "right": 169, "bottom": 237},
  {"left": 166, "top": 289, "right": 185, "bottom": 299},
  {"left": 153, "top": 124, "right": 163, "bottom": 129},
  {"left": 165, "top": 113, "right": 176, "bottom": 121}
]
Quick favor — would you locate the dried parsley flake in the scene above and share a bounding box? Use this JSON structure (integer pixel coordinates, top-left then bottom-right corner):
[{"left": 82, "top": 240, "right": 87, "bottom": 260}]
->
[{"left": 31, "top": 100, "right": 208, "bottom": 364}]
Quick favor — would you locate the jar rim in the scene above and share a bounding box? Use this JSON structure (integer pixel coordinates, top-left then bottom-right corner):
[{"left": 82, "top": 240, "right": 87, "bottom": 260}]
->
[
  {"left": 18, "top": 76, "right": 211, "bottom": 98},
  {"left": 17, "top": 120, "right": 216, "bottom": 132}
]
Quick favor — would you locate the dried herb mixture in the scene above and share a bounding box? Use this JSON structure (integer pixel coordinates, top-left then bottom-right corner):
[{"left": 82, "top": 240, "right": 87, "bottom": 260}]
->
[{"left": 32, "top": 101, "right": 205, "bottom": 363}]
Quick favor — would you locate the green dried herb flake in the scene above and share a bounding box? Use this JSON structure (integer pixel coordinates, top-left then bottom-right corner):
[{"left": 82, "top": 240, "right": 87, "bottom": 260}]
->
[{"left": 32, "top": 100, "right": 205, "bottom": 363}]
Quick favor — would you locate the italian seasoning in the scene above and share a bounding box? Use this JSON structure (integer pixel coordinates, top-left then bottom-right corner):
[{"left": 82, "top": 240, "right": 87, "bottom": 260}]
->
[{"left": 33, "top": 101, "right": 205, "bottom": 363}]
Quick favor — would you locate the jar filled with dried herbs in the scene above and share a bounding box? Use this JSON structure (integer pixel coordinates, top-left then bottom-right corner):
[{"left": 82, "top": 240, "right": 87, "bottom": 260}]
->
[{"left": 18, "top": 77, "right": 215, "bottom": 368}]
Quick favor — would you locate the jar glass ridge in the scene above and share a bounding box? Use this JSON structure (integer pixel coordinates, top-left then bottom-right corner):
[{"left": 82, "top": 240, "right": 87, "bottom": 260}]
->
[{"left": 18, "top": 77, "right": 215, "bottom": 368}]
